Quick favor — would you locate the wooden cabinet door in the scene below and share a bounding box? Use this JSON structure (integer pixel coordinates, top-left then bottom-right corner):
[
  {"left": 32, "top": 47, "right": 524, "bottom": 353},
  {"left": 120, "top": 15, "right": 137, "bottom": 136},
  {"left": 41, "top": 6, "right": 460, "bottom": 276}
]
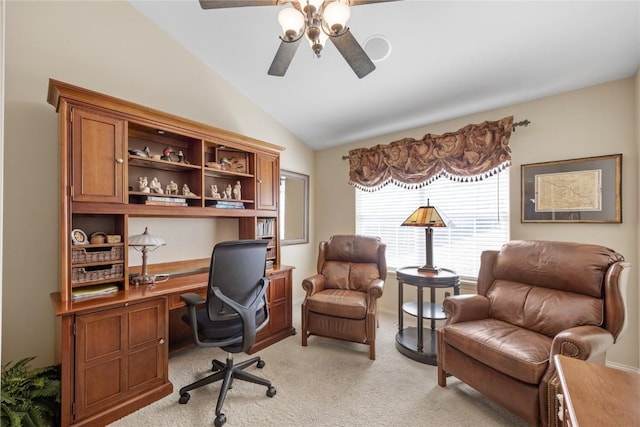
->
[
  {"left": 74, "top": 299, "right": 167, "bottom": 421},
  {"left": 72, "top": 108, "right": 126, "bottom": 203},
  {"left": 256, "top": 153, "right": 278, "bottom": 210},
  {"left": 252, "top": 268, "right": 294, "bottom": 353}
]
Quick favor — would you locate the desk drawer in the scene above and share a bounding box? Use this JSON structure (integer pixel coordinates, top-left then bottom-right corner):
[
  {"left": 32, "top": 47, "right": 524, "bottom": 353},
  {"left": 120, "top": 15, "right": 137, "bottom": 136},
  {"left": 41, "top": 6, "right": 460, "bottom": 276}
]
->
[{"left": 169, "top": 288, "right": 207, "bottom": 310}]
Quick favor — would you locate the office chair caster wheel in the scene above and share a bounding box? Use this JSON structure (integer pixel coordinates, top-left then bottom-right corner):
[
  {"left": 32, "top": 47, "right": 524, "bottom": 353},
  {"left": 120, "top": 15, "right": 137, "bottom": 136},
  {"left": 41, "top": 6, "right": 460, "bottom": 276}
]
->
[
  {"left": 214, "top": 413, "right": 226, "bottom": 427},
  {"left": 266, "top": 386, "right": 276, "bottom": 397},
  {"left": 257, "top": 359, "right": 265, "bottom": 368},
  {"left": 178, "top": 392, "right": 190, "bottom": 404}
]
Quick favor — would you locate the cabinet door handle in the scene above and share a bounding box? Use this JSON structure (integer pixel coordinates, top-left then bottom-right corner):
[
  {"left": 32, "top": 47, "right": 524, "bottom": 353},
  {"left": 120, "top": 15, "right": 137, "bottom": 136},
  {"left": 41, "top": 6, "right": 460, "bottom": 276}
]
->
[
  {"left": 159, "top": 338, "right": 165, "bottom": 345},
  {"left": 116, "top": 158, "right": 124, "bottom": 164}
]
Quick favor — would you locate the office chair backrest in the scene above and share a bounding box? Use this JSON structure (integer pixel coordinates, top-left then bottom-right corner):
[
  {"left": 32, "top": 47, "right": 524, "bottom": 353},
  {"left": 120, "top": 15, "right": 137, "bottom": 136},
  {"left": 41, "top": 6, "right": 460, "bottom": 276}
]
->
[{"left": 207, "top": 239, "right": 269, "bottom": 320}]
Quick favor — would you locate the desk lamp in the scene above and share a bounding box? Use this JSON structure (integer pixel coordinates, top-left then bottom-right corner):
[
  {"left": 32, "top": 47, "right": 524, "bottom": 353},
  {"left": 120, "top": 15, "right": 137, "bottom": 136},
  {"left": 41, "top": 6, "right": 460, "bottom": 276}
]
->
[
  {"left": 401, "top": 201, "right": 448, "bottom": 273},
  {"left": 129, "top": 227, "right": 166, "bottom": 286}
]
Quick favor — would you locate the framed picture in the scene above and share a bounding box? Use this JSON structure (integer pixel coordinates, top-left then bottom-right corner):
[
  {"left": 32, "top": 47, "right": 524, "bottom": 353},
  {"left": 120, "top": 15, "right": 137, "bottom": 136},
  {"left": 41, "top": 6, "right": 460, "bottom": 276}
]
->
[
  {"left": 217, "top": 149, "right": 248, "bottom": 174},
  {"left": 521, "top": 154, "right": 622, "bottom": 223},
  {"left": 71, "top": 228, "right": 88, "bottom": 245}
]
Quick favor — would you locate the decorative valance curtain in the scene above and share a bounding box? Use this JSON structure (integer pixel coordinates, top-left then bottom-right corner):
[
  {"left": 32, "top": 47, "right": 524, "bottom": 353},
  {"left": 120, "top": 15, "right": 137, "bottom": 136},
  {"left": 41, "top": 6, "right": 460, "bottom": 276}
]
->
[{"left": 348, "top": 116, "right": 514, "bottom": 191}]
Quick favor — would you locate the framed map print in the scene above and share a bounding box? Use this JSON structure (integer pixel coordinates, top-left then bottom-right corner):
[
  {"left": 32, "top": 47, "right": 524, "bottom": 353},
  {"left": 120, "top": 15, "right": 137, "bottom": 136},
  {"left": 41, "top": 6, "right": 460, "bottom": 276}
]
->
[{"left": 521, "top": 154, "right": 622, "bottom": 223}]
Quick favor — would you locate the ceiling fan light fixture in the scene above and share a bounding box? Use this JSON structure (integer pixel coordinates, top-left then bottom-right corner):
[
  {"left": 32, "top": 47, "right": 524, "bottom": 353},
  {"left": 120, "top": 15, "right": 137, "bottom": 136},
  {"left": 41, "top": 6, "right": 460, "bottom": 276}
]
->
[
  {"left": 323, "top": 1, "right": 350, "bottom": 35},
  {"left": 306, "top": 26, "right": 327, "bottom": 56},
  {"left": 278, "top": 8, "right": 305, "bottom": 39}
]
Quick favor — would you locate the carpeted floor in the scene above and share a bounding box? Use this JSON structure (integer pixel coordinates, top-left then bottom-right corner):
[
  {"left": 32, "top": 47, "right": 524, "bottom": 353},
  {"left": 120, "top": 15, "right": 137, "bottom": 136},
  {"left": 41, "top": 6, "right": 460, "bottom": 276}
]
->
[{"left": 110, "top": 310, "right": 529, "bottom": 426}]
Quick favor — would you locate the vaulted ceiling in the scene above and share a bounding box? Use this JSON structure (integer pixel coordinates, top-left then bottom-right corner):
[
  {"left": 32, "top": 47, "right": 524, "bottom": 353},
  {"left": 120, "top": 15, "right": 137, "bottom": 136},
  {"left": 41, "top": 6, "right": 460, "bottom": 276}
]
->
[{"left": 130, "top": 1, "right": 640, "bottom": 150}]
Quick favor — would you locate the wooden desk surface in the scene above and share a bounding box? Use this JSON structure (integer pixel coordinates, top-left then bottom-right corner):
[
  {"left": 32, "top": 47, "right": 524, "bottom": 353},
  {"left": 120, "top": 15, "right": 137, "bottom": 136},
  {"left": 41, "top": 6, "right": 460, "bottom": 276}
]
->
[
  {"left": 555, "top": 354, "right": 640, "bottom": 427},
  {"left": 51, "top": 265, "right": 293, "bottom": 316}
]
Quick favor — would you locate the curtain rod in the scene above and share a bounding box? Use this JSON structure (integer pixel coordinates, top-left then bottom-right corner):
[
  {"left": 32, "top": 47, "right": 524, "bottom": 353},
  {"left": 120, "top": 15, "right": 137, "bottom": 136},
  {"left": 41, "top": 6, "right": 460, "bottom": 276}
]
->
[{"left": 341, "top": 119, "right": 531, "bottom": 160}]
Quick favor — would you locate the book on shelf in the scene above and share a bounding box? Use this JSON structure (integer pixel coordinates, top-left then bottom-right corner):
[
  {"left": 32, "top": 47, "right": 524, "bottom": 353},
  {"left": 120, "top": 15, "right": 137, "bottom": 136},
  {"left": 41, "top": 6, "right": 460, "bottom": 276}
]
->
[
  {"left": 211, "top": 200, "right": 245, "bottom": 209},
  {"left": 146, "top": 195, "right": 187, "bottom": 203},
  {"left": 145, "top": 201, "right": 188, "bottom": 207},
  {"left": 256, "top": 218, "right": 275, "bottom": 236},
  {"left": 72, "top": 284, "right": 119, "bottom": 300}
]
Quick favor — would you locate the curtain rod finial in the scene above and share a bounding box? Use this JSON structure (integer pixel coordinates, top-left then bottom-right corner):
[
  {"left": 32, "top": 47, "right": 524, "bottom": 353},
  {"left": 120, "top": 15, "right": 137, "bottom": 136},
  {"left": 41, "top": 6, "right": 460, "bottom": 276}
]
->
[{"left": 512, "top": 119, "right": 531, "bottom": 131}]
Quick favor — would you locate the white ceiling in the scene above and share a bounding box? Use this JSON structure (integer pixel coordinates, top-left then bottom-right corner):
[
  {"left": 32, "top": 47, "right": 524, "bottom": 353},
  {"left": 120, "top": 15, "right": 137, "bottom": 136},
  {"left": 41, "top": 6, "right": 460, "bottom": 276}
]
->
[{"left": 130, "top": 1, "right": 640, "bottom": 150}]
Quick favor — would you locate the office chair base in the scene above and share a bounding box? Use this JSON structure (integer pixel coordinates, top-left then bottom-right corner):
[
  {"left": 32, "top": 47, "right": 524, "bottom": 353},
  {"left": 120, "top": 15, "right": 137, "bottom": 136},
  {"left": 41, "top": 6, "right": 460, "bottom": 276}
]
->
[{"left": 178, "top": 355, "right": 276, "bottom": 426}]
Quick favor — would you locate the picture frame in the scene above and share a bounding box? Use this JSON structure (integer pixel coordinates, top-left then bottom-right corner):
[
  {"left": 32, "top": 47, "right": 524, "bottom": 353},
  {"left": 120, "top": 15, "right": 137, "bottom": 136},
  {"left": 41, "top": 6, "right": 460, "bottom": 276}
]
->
[
  {"left": 521, "top": 154, "right": 622, "bottom": 223},
  {"left": 217, "top": 149, "right": 248, "bottom": 174},
  {"left": 71, "top": 228, "right": 88, "bottom": 245}
]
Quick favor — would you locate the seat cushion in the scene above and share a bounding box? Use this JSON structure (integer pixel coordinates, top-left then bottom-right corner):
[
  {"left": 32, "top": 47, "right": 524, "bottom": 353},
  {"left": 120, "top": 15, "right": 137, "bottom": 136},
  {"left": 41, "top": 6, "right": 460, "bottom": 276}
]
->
[
  {"left": 182, "top": 307, "right": 266, "bottom": 340},
  {"left": 443, "top": 318, "right": 552, "bottom": 384},
  {"left": 305, "top": 289, "right": 367, "bottom": 319}
]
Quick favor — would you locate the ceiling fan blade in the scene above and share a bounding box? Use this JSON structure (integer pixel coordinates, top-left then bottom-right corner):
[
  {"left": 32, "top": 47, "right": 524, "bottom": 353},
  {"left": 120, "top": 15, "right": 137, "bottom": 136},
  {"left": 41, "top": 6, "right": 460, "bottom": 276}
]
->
[
  {"left": 330, "top": 29, "right": 376, "bottom": 79},
  {"left": 347, "top": 0, "right": 402, "bottom": 6},
  {"left": 268, "top": 39, "right": 303, "bottom": 77},
  {"left": 199, "top": 0, "right": 283, "bottom": 9}
]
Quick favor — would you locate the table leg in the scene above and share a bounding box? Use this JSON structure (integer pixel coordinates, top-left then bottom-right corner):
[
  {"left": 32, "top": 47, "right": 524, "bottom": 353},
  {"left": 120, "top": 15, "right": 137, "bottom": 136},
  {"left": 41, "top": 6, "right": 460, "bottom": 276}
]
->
[
  {"left": 398, "top": 280, "right": 403, "bottom": 332},
  {"left": 417, "top": 286, "right": 423, "bottom": 352},
  {"left": 430, "top": 287, "right": 436, "bottom": 330}
]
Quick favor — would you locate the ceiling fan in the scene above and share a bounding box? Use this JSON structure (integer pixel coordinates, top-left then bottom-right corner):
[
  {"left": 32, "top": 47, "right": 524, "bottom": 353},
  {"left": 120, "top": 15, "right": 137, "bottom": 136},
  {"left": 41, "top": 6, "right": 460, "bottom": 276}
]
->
[{"left": 199, "top": 0, "right": 399, "bottom": 79}]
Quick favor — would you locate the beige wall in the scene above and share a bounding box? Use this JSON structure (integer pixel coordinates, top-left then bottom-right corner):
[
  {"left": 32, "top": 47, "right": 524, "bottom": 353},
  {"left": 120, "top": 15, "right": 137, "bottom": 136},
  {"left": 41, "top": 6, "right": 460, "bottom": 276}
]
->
[
  {"left": 316, "top": 77, "right": 639, "bottom": 369},
  {"left": 2, "top": 1, "right": 316, "bottom": 367}
]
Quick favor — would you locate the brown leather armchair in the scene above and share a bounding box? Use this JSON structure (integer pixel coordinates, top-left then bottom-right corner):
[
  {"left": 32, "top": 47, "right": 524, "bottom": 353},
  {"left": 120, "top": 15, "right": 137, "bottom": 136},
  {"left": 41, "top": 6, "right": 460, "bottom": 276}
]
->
[
  {"left": 437, "top": 240, "right": 630, "bottom": 426},
  {"left": 301, "top": 235, "right": 387, "bottom": 360}
]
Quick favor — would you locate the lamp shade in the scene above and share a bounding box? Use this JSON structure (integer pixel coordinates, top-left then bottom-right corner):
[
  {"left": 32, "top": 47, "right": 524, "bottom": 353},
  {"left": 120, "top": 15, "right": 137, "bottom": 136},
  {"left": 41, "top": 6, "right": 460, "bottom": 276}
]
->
[
  {"left": 401, "top": 205, "right": 447, "bottom": 228},
  {"left": 278, "top": 8, "right": 305, "bottom": 38},
  {"left": 323, "top": 1, "right": 350, "bottom": 33},
  {"left": 128, "top": 227, "right": 166, "bottom": 248}
]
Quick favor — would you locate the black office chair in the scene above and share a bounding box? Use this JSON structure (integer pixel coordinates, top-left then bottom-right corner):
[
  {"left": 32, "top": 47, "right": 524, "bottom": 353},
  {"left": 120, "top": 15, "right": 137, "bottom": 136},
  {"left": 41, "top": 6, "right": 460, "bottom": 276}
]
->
[{"left": 178, "top": 239, "right": 276, "bottom": 427}]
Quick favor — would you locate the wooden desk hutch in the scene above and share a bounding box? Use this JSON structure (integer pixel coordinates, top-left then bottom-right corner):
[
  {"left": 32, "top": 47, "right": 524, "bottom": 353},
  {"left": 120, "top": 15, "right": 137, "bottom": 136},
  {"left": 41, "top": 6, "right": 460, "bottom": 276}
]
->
[{"left": 47, "top": 79, "right": 296, "bottom": 426}]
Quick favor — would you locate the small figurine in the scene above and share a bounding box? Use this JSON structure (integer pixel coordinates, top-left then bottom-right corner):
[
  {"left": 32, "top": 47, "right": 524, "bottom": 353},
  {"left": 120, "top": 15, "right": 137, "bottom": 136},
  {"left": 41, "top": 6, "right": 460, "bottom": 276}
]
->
[
  {"left": 210, "top": 184, "right": 221, "bottom": 199},
  {"left": 161, "top": 147, "right": 174, "bottom": 161},
  {"left": 233, "top": 181, "right": 242, "bottom": 200},
  {"left": 177, "top": 150, "right": 190, "bottom": 164},
  {"left": 143, "top": 146, "right": 151, "bottom": 158},
  {"left": 220, "top": 157, "right": 231, "bottom": 170},
  {"left": 223, "top": 184, "right": 232, "bottom": 199},
  {"left": 149, "top": 177, "right": 163, "bottom": 194},
  {"left": 138, "top": 176, "right": 150, "bottom": 193},
  {"left": 183, "top": 184, "right": 197, "bottom": 197},
  {"left": 166, "top": 180, "right": 178, "bottom": 195}
]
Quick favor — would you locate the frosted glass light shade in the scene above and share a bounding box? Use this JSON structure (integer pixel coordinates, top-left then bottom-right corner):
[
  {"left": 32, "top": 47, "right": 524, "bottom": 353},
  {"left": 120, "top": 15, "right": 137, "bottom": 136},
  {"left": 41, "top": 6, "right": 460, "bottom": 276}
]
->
[
  {"left": 278, "top": 8, "right": 305, "bottom": 38},
  {"left": 128, "top": 227, "right": 166, "bottom": 248},
  {"left": 323, "top": 1, "right": 350, "bottom": 33}
]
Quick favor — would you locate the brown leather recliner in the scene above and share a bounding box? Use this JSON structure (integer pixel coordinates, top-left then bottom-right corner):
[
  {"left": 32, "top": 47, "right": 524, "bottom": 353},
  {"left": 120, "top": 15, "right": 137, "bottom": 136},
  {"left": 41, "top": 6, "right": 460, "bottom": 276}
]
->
[
  {"left": 437, "top": 240, "right": 630, "bottom": 427},
  {"left": 301, "top": 235, "right": 387, "bottom": 360}
]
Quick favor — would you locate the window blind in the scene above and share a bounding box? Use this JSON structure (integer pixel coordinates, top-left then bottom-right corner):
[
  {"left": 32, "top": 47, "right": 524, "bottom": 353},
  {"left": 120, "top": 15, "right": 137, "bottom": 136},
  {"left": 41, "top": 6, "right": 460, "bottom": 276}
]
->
[{"left": 356, "top": 170, "right": 510, "bottom": 280}]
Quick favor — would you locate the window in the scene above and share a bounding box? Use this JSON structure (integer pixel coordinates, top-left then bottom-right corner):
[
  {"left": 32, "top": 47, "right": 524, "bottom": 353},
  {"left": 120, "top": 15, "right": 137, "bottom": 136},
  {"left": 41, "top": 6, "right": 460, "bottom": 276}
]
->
[{"left": 356, "top": 170, "right": 509, "bottom": 280}]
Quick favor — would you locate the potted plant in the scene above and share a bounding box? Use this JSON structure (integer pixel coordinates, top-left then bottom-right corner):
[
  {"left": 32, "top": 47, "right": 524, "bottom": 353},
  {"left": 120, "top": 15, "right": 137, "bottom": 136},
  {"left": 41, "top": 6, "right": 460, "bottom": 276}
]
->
[{"left": 1, "top": 357, "right": 60, "bottom": 427}]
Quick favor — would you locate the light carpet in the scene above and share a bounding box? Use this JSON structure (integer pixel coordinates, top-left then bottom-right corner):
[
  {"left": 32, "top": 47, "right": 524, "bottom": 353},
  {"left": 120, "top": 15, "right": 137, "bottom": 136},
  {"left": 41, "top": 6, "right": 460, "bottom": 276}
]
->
[{"left": 110, "top": 310, "right": 529, "bottom": 427}]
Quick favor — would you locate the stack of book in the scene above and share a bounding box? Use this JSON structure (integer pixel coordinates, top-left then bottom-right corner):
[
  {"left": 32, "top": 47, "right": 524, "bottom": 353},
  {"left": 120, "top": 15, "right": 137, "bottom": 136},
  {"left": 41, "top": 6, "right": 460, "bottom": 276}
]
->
[
  {"left": 211, "top": 200, "right": 245, "bottom": 209},
  {"left": 144, "top": 196, "right": 188, "bottom": 207},
  {"left": 72, "top": 284, "right": 119, "bottom": 300}
]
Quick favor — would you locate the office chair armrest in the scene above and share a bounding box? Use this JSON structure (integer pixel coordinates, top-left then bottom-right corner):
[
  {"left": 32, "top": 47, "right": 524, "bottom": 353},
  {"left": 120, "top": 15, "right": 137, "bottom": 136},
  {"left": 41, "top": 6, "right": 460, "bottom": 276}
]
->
[
  {"left": 213, "top": 277, "right": 270, "bottom": 352},
  {"left": 180, "top": 292, "right": 206, "bottom": 307}
]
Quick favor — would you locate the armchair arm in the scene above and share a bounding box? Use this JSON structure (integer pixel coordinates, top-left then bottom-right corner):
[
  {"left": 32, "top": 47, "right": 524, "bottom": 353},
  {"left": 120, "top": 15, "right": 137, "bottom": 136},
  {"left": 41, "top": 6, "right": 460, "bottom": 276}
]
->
[
  {"left": 302, "top": 274, "right": 326, "bottom": 296},
  {"left": 367, "top": 279, "right": 384, "bottom": 299},
  {"left": 442, "top": 294, "right": 490, "bottom": 325},
  {"left": 550, "top": 325, "right": 615, "bottom": 362},
  {"left": 366, "top": 279, "right": 385, "bottom": 316}
]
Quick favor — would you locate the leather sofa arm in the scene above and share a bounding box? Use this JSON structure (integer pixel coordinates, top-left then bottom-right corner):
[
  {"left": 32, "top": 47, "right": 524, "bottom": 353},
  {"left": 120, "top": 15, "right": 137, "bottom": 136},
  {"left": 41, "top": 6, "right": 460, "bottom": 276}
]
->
[
  {"left": 442, "top": 294, "right": 490, "bottom": 325},
  {"left": 550, "top": 325, "right": 615, "bottom": 362},
  {"left": 302, "top": 274, "right": 326, "bottom": 296}
]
